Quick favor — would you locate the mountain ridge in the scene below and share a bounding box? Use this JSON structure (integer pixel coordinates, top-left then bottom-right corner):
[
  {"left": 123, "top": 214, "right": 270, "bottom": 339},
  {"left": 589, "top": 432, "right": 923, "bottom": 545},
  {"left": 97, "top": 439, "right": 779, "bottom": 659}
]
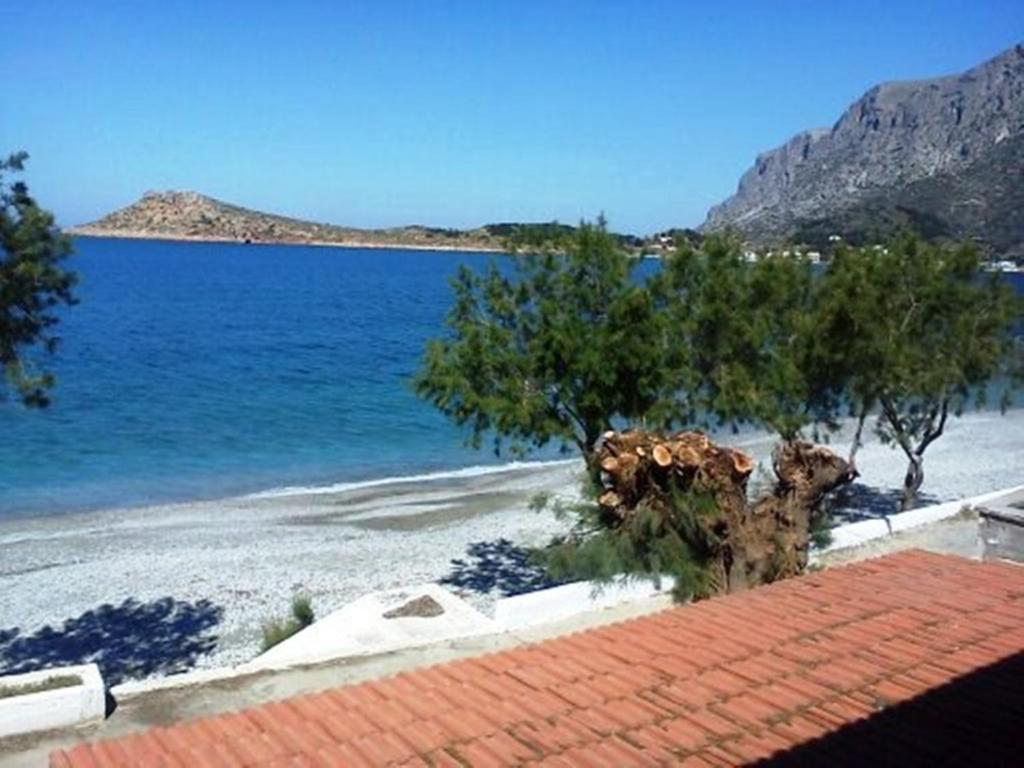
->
[{"left": 702, "top": 44, "right": 1024, "bottom": 256}]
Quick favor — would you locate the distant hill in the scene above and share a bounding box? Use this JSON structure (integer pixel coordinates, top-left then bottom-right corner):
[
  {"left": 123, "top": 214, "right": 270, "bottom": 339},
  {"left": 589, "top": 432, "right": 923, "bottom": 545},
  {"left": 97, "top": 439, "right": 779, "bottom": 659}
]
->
[
  {"left": 71, "top": 192, "right": 642, "bottom": 253},
  {"left": 70, "top": 191, "right": 505, "bottom": 251},
  {"left": 702, "top": 45, "right": 1024, "bottom": 257}
]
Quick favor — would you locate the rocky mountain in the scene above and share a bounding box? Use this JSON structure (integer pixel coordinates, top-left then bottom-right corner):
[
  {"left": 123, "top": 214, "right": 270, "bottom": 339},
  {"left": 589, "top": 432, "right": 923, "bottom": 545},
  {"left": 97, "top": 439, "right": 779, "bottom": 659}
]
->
[
  {"left": 702, "top": 45, "right": 1024, "bottom": 256},
  {"left": 71, "top": 191, "right": 503, "bottom": 251}
]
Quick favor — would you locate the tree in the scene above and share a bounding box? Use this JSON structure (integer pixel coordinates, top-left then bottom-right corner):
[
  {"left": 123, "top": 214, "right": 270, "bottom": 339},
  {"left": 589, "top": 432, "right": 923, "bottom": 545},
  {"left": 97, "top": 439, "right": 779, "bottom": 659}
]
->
[
  {"left": 0, "top": 152, "right": 76, "bottom": 407},
  {"left": 818, "top": 234, "right": 1022, "bottom": 509},
  {"left": 414, "top": 217, "right": 676, "bottom": 468},
  {"left": 654, "top": 235, "right": 842, "bottom": 443}
]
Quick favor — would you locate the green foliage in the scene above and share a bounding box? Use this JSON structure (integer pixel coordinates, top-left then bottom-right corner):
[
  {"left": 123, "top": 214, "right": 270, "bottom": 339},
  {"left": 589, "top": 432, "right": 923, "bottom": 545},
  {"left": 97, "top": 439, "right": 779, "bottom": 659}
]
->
[
  {"left": 0, "top": 152, "right": 77, "bottom": 407},
  {"left": 528, "top": 491, "right": 552, "bottom": 512},
  {"left": 540, "top": 481, "right": 722, "bottom": 602},
  {"left": 260, "top": 593, "right": 315, "bottom": 652},
  {"left": 419, "top": 220, "right": 1021, "bottom": 517},
  {"left": 483, "top": 221, "right": 577, "bottom": 246},
  {"left": 808, "top": 510, "right": 834, "bottom": 551},
  {"left": 818, "top": 234, "right": 1023, "bottom": 507},
  {"left": 414, "top": 217, "right": 677, "bottom": 464},
  {"left": 654, "top": 235, "right": 839, "bottom": 440},
  {"left": 290, "top": 593, "right": 314, "bottom": 627}
]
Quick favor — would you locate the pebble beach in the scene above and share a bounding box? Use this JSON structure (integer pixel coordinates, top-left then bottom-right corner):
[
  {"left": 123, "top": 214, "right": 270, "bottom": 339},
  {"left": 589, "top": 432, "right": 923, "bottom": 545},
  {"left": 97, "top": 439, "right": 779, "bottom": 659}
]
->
[{"left": 1, "top": 408, "right": 1022, "bottom": 679}]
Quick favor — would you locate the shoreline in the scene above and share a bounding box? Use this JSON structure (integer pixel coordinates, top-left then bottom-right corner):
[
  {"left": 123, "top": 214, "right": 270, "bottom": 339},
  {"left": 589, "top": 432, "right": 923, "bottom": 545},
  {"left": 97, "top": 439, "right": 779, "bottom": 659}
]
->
[
  {"left": 68, "top": 230, "right": 505, "bottom": 254},
  {"left": 0, "top": 456, "right": 578, "bottom": 523},
  {"left": 2, "top": 408, "right": 1022, "bottom": 681}
]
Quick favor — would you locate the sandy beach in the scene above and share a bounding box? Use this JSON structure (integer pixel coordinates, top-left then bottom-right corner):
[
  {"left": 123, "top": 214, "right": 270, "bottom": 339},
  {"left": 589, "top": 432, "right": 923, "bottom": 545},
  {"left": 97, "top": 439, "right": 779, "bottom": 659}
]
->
[{"left": 1, "top": 408, "right": 1022, "bottom": 680}]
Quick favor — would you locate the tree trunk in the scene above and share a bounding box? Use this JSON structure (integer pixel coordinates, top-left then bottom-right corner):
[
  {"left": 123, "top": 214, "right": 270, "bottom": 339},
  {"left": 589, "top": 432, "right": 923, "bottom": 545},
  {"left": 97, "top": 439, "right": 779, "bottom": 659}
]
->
[
  {"left": 594, "top": 430, "right": 856, "bottom": 596},
  {"left": 900, "top": 453, "right": 924, "bottom": 511},
  {"left": 881, "top": 396, "right": 947, "bottom": 514},
  {"left": 847, "top": 408, "right": 868, "bottom": 469}
]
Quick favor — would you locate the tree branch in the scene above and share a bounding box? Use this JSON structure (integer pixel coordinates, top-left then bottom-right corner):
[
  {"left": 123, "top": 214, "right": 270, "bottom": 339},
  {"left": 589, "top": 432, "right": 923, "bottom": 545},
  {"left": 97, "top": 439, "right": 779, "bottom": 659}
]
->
[
  {"left": 880, "top": 397, "right": 915, "bottom": 460},
  {"left": 917, "top": 397, "right": 949, "bottom": 455},
  {"left": 848, "top": 403, "right": 869, "bottom": 467}
]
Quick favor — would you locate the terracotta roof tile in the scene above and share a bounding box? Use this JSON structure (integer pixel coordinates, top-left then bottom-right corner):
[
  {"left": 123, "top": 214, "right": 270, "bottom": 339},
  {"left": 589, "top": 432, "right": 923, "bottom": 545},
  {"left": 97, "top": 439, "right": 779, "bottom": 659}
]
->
[{"left": 49, "top": 550, "right": 1024, "bottom": 766}]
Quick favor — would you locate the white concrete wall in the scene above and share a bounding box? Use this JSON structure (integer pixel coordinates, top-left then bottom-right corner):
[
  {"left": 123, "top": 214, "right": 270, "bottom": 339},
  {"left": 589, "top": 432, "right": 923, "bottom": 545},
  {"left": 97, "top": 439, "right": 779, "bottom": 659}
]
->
[
  {"left": 494, "top": 576, "right": 675, "bottom": 631},
  {"left": 824, "top": 484, "right": 1024, "bottom": 552},
  {"left": 0, "top": 664, "right": 104, "bottom": 739}
]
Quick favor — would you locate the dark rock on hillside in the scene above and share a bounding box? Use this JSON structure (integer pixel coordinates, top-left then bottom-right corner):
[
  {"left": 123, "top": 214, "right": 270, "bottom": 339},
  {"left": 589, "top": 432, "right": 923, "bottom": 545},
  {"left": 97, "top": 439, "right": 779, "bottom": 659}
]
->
[{"left": 702, "top": 45, "right": 1024, "bottom": 256}]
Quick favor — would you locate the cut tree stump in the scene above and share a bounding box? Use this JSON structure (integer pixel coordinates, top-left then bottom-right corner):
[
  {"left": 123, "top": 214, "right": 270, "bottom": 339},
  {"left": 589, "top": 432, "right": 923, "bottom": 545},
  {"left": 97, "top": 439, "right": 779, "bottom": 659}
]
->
[{"left": 595, "top": 430, "right": 855, "bottom": 595}]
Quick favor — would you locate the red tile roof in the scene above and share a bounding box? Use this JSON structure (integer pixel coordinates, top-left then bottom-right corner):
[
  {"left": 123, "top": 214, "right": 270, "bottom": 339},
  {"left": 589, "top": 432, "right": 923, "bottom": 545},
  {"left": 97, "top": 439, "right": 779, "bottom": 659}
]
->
[{"left": 50, "top": 550, "right": 1024, "bottom": 767}]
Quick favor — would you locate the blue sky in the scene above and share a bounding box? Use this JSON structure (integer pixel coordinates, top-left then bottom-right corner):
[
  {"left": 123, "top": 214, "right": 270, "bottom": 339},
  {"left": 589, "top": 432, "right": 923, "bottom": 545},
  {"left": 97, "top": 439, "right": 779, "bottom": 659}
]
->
[{"left": 2, "top": 1, "right": 1021, "bottom": 234}]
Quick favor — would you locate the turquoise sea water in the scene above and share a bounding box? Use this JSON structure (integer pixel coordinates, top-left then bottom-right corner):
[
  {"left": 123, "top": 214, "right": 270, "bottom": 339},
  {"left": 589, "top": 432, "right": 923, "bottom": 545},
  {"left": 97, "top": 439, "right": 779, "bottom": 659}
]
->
[
  {"left": 0, "top": 238, "right": 565, "bottom": 517},
  {"left": 1, "top": 238, "right": 1020, "bottom": 518}
]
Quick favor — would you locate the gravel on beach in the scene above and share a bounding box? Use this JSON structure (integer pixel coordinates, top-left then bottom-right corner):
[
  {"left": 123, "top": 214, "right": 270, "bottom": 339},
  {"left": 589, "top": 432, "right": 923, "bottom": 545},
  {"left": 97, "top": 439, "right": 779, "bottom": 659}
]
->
[{"left": 1, "top": 408, "right": 1021, "bottom": 679}]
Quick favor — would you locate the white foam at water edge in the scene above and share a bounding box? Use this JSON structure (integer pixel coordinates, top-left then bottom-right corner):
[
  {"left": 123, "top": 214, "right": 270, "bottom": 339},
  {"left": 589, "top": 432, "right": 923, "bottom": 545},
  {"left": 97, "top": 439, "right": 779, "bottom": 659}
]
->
[{"left": 240, "top": 458, "right": 581, "bottom": 500}]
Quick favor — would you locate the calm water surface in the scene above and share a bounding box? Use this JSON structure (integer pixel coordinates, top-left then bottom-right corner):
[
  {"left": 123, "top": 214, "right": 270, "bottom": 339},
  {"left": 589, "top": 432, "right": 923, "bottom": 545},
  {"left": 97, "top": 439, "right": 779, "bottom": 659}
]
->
[{"left": 0, "top": 238, "right": 555, "bottom": 517}]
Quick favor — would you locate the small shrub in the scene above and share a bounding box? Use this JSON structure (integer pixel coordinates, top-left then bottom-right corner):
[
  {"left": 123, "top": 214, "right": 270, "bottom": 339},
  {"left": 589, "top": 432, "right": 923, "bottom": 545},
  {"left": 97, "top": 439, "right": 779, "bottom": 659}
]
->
[
  {"left": 809, "top": 512, "right": 834, "bottom": 551},
  {"left": 260, "top": 619, "right": 299, "bottom": 652},
  {"left": 539, "top": 485, "right": 720, "bottom": 603},
  {"left": 260, "top": 593, "right": 315, "bottom": 652},
  {"left": 291, "top": 593, "right": 314, "bottom": 628},
  {"left": 528, "top": 491, "right": 552, "bottom": 512}
]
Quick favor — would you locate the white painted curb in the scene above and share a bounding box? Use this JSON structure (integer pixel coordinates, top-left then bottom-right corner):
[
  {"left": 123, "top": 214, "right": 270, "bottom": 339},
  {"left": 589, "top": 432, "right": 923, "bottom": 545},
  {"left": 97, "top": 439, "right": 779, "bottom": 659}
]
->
[
  {"left": 823, "top": 484, "right": 1024, "bottom": 553},
  {"left": 494, "top": 576, "right": 675, "bottom": 631},
  {"left": 0, "top": 664, "right": 105, "bottom": 739}
]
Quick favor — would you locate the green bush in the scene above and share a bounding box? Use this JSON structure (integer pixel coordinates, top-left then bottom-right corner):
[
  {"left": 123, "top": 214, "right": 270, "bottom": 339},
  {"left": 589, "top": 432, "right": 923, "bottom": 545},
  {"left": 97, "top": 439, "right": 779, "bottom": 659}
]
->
[
  {"left": 291, "top": 593, "right": 314, "bottom": 627},
  {"left": 260, "top": 593, "right": 315, "bottom": 652}
]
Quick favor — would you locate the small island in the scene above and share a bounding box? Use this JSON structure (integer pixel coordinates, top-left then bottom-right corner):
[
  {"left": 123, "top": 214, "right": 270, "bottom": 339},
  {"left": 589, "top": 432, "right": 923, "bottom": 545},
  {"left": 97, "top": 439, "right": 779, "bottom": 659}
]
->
[{"left": 70, "top": 190, "right": 508, "bottom": 252}]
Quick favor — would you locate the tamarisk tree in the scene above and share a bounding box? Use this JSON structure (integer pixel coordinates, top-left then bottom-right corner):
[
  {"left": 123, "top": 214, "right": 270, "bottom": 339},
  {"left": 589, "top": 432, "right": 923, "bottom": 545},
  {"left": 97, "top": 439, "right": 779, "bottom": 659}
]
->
[
  {"left": 654, "top": 235, "right": 842, "bottom": 442},
  {"left": 0, "top": 152, "right": 76, "bottom": 407},
  {"left": 819, "top": 234, "right": 1022, "bottom": 509},
  {"left": 414, "top": 217, "right": 675, "bottom": 467}
]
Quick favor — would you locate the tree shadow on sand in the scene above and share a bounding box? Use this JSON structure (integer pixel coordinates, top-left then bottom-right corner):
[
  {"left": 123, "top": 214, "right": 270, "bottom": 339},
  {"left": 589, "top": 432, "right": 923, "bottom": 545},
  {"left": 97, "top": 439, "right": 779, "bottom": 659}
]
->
[
  {"left": 0, "top": 597, "right": 223, "bottom": 686},
  {"left": 829, "top": 482, "right": 943, "bottom": 525},
  {"left": 441, "top": 538, "right": 567, "bottom": 598}
]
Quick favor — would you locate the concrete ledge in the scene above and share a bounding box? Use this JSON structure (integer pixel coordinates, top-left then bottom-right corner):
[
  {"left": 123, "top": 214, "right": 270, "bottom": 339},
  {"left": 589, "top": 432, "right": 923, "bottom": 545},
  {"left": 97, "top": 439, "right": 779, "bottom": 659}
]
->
[
  {"left": 824, "top": 484, "right": 1024, "bottom": 553},
  {"left": 0, "top": 664, "right": 104, "bottom": 739},
  {"left": 978, "top": 487, "right": 1024, "bottom": 562},
  {"left": 111, "top": 664, "right": 247, "bottom": 699},
  {"left": 494, "top": 576, "right": 675, "bottom": 631},
  {"left": 241, "top": 583, "right": 497, "bottom": 673}
]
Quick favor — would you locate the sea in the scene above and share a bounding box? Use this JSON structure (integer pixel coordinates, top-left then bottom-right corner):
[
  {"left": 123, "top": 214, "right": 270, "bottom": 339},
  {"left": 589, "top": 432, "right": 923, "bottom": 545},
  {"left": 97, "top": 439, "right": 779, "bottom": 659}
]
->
[
  {"left": 0, "top": 238, "right": 572, "bottom": 518},
  {"left": 1, "top": 237, "right": 1020, "bottom": 519}
]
